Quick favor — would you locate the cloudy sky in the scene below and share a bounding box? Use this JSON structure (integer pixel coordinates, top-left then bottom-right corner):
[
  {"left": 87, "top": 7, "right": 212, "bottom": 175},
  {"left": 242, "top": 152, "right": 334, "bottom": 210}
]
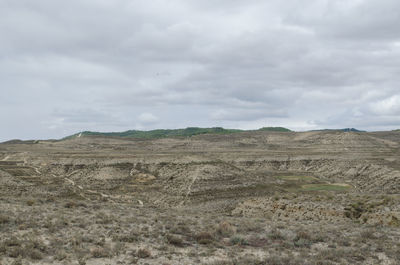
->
[{"left": 1, "top": 0, "right": 400, "bottom": 141}]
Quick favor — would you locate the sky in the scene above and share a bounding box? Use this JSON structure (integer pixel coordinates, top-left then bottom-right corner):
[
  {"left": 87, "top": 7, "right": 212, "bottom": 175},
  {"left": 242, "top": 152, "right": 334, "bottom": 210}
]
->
[{"left": 1, "top": 0, "right": 400, "bottom": 141}]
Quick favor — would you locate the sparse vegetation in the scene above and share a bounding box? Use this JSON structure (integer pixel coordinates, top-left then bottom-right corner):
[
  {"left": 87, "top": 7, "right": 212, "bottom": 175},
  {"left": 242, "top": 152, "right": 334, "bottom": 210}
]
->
[
  {"left": 276, "top": 175, "right": 317, "bottom": 181},
  {"left": 301, "top": 183, "right": 352, "bottom": 191},
  {"left": 1, "top": 129, "right": 399, "bottom": 264}
]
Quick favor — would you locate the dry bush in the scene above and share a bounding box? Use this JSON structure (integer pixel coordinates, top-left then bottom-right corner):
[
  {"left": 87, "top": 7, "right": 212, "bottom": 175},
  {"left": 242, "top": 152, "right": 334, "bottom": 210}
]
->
[
  {"left": 337, "top": 237, "right": 351, "bottom": 247},
  {"left": 112, "top": 241, "right": 125, "bottom": 255},
  {"left": 0, "top": 242, "right": 6, "bottom": 255},
  {"left": 25, "top": 238, "right": 47, "bottom": 253},
  {"left": 264, "top": 255, "right": 300, "bottom": 265},
  {"left": 3, "top": 237, "right": 22, "bottom": 258},
  {"left": 54, "top": 250, "right": 67, "bottom": 261},
  {"left": 293, "top": 229, "right": 324, "bottom": 248},
  {"left": 90, "top": 246, "right": 111, "bottom": 258},
  {"left": 114, "top": 230, "right": 140, "bottom": 243},
  {"left": 10, "top": 259, "right": 23, "bottom": 265},
  {"left": 210, "top": 257, "right": 265, "bottom": 265},
  {"left": 26, "top": 199, "right": 35, "bottom": 206},
  {"left": 247, "top": 235, "right": 269, "bottom": 247},
  {"left": 195, "top": 231, "right": 215, "bottom": 245},
  {"left": 64, "top": 201, "right": 77, "bottom": 208},
  {"left": 0, "top": 214, "right": 10, "bottom": 224},
  {"left": 360, "top": 228, "right": 377, "bottom": 239},
  {"left": 136, "top": 248, "right": 151, "bottom": 258},
  {"left": 2, "top": 237, "right": 46, "bottom": 260},
  {"left": 268, "top": 229, "right": 285, "bottom": 240},
  {"left": 209, "top": 260, "right": 233, "bottom": 265},
  {"left": 170, "top": 223, "right": 192, "bottom": 236},
  {"left": 293, "top": 231, "right": 313, "bottom": 248},
  {"left": 216, "top": 221, "right": 236, "bottom": 237},
  {"left": 25, "top": 248, "right": 43, "bottom": 260},
  {"left": 166, "top": 234, "right": 184, "bottom": 247},
  {"left": 7, "top": 247, "right": 24, "bottom": 258},
  {"left": 95, "top": 212, "right": 114, "bottom": 225},
  {"left": 229, "top": 236, "right": 249, "bottom": 246},
  {"left": 237, "top": 220, "right": 264, "bottom": 233},
  {"left": 78, "top": 258, "right": 87, "bottom": 265},
  {"left": 315, "top": 249, "right": 346, "bottom": 263},
  {"left": 4, "top": 237, "right": 22, "bottom": 247}
]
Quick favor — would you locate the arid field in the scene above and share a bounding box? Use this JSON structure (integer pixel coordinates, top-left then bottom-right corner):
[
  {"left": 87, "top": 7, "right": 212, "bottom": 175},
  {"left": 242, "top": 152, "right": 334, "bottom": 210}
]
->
[{"left": 1, "top": 130, "right": 400, "bottom": 264}]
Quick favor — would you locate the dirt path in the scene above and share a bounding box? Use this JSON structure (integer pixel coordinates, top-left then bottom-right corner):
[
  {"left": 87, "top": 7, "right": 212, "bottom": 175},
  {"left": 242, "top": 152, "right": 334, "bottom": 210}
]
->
[
  {"left": 180, "top": 167, "right": 201, "bottom": 206},
  {"left": 1, "top": 155, "right": 10, "bottom": 161},
  {"left": 62, "top": 174, "right": 116, "bottom": 202}
]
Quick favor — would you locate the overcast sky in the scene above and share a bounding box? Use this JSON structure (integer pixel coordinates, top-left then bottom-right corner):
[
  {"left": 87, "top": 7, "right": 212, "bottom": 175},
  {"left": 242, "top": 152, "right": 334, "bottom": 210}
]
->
[{"left": 1, "top": 0, "right": 400, "bottom": 141}]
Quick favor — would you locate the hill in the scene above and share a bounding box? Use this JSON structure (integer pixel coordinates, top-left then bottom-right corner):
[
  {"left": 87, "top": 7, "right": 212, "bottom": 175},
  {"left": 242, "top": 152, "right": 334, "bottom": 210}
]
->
[
  {"left": 258, "top": 127, "right": 292, "bottom": 132},
  {"left": 312, "top": 128, "right": 365, "bottom": 132},
  {"left": 65, "top": 127, "right": 292, "bottom": 139}
]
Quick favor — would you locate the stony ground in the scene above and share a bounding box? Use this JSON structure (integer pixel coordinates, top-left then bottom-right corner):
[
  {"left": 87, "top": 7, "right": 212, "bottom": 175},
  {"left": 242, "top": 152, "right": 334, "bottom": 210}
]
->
[{"left": 1, "top": 130, "right": 400, "bottom": 264}]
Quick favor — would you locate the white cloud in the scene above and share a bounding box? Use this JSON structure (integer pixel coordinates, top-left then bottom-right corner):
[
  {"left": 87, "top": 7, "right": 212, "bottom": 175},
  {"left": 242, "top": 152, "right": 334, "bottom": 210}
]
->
[
  {"left": 370, "top": 95, "right": 400, "bottom": 115},
  {"left": 138, "top": 113, "right": 159, "bottom": 124}
]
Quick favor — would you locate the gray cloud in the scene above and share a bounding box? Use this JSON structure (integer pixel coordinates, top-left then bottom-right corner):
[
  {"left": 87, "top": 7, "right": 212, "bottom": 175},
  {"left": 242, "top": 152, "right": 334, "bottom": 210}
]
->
[
  {"left": 211, "top": 108, "right": 288, "bottom": 122},
  {"left": 285, "top": 0, "right": 400, "bottom": 40},
  {"left": 1, "top": 0, "right": 400, "bottom": 141}
]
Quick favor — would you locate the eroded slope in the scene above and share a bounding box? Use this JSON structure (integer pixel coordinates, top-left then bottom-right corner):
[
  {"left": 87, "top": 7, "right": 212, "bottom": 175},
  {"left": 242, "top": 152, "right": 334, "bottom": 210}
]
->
[{"left": 0, "top": 131, "right": 399, "bottom": 264}]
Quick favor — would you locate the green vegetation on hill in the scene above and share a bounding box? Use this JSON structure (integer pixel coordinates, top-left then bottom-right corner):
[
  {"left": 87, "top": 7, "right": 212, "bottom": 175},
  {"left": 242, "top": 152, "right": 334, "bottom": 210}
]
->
[
  {"left": 258, "top": 127, "right": 292, "bottom": 132},
  {"left": 65, "top": 127, "right": 292, "bottom": 140},
  {"left": 76, "top": 127, "right": 241, "bottom": 139},
  {"left": 338, "top": 128, "right": 365, "bottom": 132},
  {"left": 312, "top": 128, "right": 365, "bottom": 132}
]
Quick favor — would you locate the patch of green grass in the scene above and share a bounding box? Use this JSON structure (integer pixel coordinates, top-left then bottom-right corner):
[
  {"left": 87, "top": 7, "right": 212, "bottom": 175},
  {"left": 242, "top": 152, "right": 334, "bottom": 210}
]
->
[
  {"left": 301, "top": 184, "right": 351, "bottom": 191},
  {"left": 276, "top": 175, "right": 317, "bottom": 181}
]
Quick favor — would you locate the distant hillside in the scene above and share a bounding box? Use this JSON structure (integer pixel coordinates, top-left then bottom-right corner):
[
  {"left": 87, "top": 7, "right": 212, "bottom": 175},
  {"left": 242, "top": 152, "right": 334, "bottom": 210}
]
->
[
  {"left": 339, "top": 128, "right": 365, "bottom": 132},
  {"left": 312, "top": 128, "right": 366, "bottom": 132},
  {"left": 258, "top": 127, "right": 292, "bottom": 132},
  {"left": 1, "top": 139, "right": 39, "bottom": 144},
  {"left": 65, "top": 127, "right": 292, "bottom": 140}
]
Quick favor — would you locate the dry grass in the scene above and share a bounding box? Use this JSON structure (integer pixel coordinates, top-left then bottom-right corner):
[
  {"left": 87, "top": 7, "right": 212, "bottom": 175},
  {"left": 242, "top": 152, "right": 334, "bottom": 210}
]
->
[{"left": 1, "top": 131, "right": 400, "bottom": 264}]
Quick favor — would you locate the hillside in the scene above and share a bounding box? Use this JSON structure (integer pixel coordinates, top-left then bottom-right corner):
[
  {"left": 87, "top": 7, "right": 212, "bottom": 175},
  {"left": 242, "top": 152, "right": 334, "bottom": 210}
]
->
[
  {"left": 311, "top": 128, "right": 366, "bottom": 132},
  {"left": 1, "top": 130, "right": 399, "bottom": 264},
  {"left": 65, "top": 127, "right": 292, "bottom": 139}
]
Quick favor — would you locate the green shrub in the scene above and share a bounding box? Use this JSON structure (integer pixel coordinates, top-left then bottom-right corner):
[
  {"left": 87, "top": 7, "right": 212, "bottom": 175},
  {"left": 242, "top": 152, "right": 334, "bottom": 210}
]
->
[{"left": 230, "top": 236, "right": 249, "bottom": 246}]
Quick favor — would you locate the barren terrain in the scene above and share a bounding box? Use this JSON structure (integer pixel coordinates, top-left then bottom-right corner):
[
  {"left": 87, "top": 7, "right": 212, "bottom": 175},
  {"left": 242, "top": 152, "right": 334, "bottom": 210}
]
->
[{"left": 1, "top": 130, "right": 400, "bottom": 264}]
